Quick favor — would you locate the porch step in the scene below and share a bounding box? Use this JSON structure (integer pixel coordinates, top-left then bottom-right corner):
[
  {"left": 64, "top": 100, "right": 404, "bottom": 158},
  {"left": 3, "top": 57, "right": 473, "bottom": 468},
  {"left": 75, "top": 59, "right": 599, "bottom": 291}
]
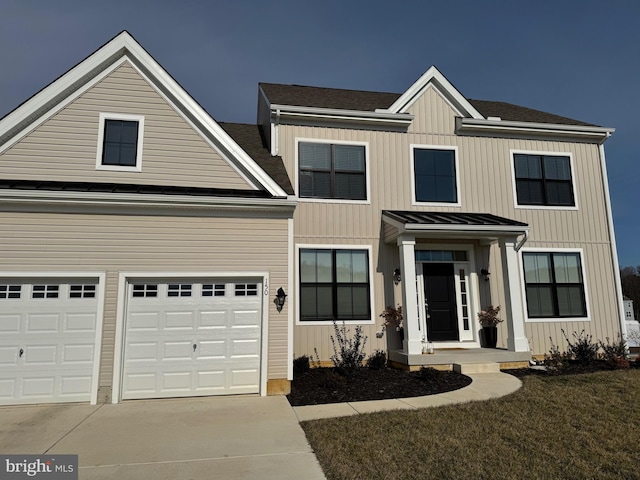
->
[{"left": 453, "top": 362, "right": 501, "bottom": 374}]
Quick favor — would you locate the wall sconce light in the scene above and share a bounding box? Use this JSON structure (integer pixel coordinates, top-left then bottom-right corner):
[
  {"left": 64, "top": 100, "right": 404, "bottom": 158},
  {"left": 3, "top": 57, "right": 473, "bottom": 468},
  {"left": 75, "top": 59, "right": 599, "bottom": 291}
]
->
[
  {"left": 393, "top": 268, "right": 401, "bottom": 284},
  {"left": 274, "top": 287, "right": 287, "bottom": 312},
  {"left": 480, "top": 268, "right": 491, "bottom": 282}
]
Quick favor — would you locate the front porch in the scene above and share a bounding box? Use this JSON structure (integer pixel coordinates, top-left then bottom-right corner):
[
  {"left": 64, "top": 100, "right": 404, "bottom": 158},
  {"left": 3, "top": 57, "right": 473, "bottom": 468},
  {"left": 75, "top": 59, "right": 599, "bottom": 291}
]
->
[{"left": 388, "top": 347, "right": 531, "bottom": 371}]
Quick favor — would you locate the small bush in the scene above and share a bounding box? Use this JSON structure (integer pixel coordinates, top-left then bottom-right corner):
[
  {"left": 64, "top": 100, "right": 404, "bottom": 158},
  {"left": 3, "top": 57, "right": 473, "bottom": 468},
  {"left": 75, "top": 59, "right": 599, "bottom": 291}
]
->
[
  {"left": 293, "top": 355, "right": 310, "bottom": 376},
  {"left": 544, "top": 339, "right": 571, "bottom": 371},
  {"left": 600, "top": 335, "right": 629, "bottom": 369},
  {"left": 366, "top": 350, "right": 387, "bottom": 370},
  {"left": 329, "top": 320, "right": 368, "bottom": 375},
  {"left": 418, "top": 366, "right": 440, "bottom": 380},
  {"left": 563, "top": 329, "right": 599, "bottom": 365}
]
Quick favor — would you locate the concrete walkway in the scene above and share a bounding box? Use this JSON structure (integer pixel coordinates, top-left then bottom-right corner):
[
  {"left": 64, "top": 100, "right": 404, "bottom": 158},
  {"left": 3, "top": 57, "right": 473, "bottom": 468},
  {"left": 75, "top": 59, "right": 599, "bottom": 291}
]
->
[{"left": 293, "top": 371, "right": 523, "bottom": 421}]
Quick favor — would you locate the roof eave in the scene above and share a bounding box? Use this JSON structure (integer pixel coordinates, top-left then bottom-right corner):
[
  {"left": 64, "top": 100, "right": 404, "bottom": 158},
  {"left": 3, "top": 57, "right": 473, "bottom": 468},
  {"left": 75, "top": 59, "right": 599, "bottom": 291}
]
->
[
  {"left": 270, "top": 104, "right": 414, "bottom": 127},
  {"left": 457, "top": 118, "right": 615, "bottom": 143}
]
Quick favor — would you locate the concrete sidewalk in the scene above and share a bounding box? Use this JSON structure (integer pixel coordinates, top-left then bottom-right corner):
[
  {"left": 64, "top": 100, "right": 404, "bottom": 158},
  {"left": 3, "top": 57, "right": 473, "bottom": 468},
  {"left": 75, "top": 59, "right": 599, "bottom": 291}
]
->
[
  {"left": 0, "top": 396, "right": 326, "bottom": 480},
  {"left": 293, "top": 371, "right": 523, "bottom": 421}
]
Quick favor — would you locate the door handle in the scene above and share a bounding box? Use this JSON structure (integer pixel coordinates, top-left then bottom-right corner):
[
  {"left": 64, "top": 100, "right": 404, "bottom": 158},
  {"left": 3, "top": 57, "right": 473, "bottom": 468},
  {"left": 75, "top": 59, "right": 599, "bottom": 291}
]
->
[
  {"left": 193, "top": 344, "right": 197, "bottom": 352},
  {"left": 19, "top": 348, "right": 24, "bottom": 358}
]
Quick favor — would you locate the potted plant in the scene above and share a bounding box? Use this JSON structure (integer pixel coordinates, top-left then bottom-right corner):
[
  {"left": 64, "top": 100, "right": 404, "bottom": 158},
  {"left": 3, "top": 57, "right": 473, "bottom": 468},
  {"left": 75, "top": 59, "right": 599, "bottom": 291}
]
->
[
  {"left": 379, "top": 305, "right": 404, "bottom": 341},
  {"left": 477, "top": 305, "right": 503, "bottom": 348}
]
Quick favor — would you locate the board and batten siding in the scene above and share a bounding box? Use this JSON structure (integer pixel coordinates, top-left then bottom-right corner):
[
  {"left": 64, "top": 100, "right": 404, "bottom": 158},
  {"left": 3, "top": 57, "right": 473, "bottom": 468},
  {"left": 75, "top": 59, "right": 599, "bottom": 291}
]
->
[
  {"left": 0, "top": 210, "right": 290, "bottom": 392},
  {"left": 280, "top": 85, "right": 620, "bottom": 359},
  {"left": 0, "top": 61, "right": 253, "bottom": 190}
]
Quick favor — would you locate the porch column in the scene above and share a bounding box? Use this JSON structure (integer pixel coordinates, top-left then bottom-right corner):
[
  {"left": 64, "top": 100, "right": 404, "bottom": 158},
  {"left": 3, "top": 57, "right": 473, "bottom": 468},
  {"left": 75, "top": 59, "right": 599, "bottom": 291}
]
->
[
  {"left": 398, "top": 235, "right": 422, "bottom": 355},
  {"left": 499, "top": 237, "right": 529, "bottom": 352}
]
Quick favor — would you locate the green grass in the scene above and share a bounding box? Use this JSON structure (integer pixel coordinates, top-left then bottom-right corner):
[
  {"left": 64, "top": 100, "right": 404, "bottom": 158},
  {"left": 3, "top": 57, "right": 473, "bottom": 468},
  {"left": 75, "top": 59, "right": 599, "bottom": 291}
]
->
[{"left": 301, "top": 370, "right": 640, "bottom": 480}]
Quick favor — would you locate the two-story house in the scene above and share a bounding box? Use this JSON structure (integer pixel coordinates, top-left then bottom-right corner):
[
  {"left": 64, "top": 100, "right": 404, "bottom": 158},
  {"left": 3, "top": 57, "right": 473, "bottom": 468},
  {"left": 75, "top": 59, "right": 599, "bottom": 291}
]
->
[{"left": 0, "top": 32, "right": 625, "bottom": 406}]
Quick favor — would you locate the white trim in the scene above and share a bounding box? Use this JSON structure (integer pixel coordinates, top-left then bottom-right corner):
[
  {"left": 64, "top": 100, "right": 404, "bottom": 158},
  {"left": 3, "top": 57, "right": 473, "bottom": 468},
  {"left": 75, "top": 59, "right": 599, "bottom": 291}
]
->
[
  {"left": 519, "top": 247, "right": 591, "bottom": 323},
  {"left": 287, "top": 217, "right": 294, "bottom": 381},
  {"left": 510, "top": 149, "right": 579, "bottom": 211},
  {"left": 0, "top": 32, "right": 287, "bottom": 197},
  {"left": 294, "top": 137, "right": 371, "bottom": 205},
  {"left": 95, "top": 113, "right": 145, "bottom": 172},
  {"left": 598, "top": 143, "right": 626, "bottom": 338},
  {"left": 294, "top": 244, "right": 375, "bottom": 326},
  {"left": 0, "top": 271, "right": 105, "bottom": 405},
  {"left": 410, "top": 144, "right": 461, "bottom": 207},
  {"left": 111, "top": 271, "right": 270, "bottom": 403},
  {"left": 270, "top": 104, "right": 413, "bottom": 128},
  {"left": 458, "top": 118, "right": 614, "bottom": 143},
  {"left": 384, "top": 66, "right": 484, "bottom": 119}
]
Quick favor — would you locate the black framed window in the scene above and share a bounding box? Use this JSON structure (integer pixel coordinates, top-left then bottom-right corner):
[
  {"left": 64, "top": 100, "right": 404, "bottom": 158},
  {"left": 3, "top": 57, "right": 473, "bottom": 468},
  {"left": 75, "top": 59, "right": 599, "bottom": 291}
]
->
[
  {"left": 300, "top": 249, "right": 370, "bottom": 321},
  {"left": 523, "top": 252, "right": 587, "bottom": 318},
  {"left": 413, "top": 148, "right": 457, "bottom": 203},
  {"left": 514, "top": 154, "right": 574, "bottom": 206},
  {"left": 102, "top": 119, "right": 139, "bottom": 167},
  {"left": 299, "top": 143, "right": 366, "bottom": 200}
]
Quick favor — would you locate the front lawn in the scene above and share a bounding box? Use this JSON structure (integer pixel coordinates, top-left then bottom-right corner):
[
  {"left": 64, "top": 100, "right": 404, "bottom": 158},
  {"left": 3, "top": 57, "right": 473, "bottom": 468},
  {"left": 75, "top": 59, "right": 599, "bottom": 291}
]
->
[{"left": 302, "top": 370, "right": 640, "bottom": 480}]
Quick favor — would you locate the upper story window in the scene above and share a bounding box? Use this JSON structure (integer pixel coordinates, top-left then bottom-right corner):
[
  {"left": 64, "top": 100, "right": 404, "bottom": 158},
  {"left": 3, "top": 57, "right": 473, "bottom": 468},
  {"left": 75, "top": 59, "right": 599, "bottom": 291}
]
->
[
  {"left": 96, "top": 113, "right": 144, "bottom": 172},
  {"left": 411, "top": 146, "right": 459, "bottom": 205},
  {"left": 513, "top": 153, "right": 575, "bottom": 207},
  {"left": 298, "top": 142, "right": 366, "bottom": 200}
]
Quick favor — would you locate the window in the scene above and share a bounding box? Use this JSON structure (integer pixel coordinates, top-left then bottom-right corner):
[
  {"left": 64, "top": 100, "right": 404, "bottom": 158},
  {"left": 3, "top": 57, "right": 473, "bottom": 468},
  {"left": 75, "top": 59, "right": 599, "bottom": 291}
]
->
[
  {"left": 203, "top": 284, "right": 226, "bottom": 297},
  {"left": 514, "top": 153, "right": 574, "bottom": 206},
  {"left": 96, "top": 113, "right": 144, "bottom": 171},
  {"left": 523, "top": 252, "right": 587, "bottom": 318},
  {"left": 0, "top": 285, "right": 21, "bottom": 299},
  {"left": 298, "top": 142, "right": 366, "bottom": 200},
  {"left": 132, "top": 284, "right": 158, "bottom": 298},
  {"left": 168, "top": 284, "right": 192, "bottom": 297},
  {"left": 32, "top": 285, "right": 59, "bottom": 299},
  {"left": 70, "top": 284, "right": 96, "bottom": 299},
  {"left": 235, "top": 284, "right": 258, "bottom": 296},
  {"left": 299, "top": 248, "right": 370, "bottom": 321},
  {"left": 412, "top": 147, "right": 458, "bottom": 203}
]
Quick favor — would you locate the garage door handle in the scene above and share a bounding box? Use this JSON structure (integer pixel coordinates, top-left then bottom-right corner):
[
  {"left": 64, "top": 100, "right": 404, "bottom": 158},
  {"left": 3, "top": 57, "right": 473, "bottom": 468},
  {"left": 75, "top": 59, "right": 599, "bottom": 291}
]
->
[
  {"left": 19, "top": 348, "right": 24, "bottom": 358},
  {"left": 193, "top": 344, "right": 197, "bottom": 351}
]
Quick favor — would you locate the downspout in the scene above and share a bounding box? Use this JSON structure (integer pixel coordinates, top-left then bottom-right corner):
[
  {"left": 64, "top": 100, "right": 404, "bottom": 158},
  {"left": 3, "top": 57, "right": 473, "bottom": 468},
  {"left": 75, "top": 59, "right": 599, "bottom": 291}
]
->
[
  {"left": 599, "top": 138, "right": 627, "bottom": 339},
  {"left": 272, "top": 108, "right": 281, "bottom": 156},
  {"left": 514, "top": 230, "right": 529, "bottom": 252}
]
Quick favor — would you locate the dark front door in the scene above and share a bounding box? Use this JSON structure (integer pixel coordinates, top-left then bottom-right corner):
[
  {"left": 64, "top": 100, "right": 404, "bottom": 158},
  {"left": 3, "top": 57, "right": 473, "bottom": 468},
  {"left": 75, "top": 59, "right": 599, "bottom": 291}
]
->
[{"left": 423, "top": 263, "right": 459, "bottom": 341}]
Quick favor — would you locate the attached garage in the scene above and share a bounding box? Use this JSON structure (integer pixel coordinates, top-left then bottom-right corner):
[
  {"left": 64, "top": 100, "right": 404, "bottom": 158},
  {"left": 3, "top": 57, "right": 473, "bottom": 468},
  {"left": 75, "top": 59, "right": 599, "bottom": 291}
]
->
[
  {"left": 0, "top": 276, "right": 103, "bottom": 405},
  {"left": 120, "top": 277, "right": 264, "bottom": 400}
]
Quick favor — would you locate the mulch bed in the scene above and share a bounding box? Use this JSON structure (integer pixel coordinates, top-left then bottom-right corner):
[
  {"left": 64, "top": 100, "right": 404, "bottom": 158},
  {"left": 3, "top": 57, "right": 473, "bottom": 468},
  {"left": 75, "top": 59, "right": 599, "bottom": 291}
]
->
[{"left": 287, "top": 367, "right": 472, "bottom": 406}]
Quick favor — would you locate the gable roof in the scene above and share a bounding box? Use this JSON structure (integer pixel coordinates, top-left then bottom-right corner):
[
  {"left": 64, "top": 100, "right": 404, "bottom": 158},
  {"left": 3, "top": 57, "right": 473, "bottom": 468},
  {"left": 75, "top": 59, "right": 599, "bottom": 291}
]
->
[
  {"left": 219, "top": 123, "right": 294, "bottom": 194},
  {"left": 260, "top": 81, "right": 595, "bottom": 127},
  {"left": 0, "top": 31, "right": 289, "bottom": 198}
]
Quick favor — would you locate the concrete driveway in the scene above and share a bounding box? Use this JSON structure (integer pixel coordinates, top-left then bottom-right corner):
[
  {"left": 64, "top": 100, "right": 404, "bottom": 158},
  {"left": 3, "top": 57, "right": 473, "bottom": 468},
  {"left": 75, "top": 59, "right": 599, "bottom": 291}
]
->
[{"left": 0, "top": 396, "right": 326, "bottom": 479}]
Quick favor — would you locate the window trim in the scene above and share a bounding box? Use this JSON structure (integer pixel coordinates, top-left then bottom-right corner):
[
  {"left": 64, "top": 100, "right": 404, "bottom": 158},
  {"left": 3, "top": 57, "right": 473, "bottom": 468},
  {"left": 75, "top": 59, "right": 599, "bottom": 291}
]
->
[
  {"left": 295, "top": 244, "right": 375, "bottom": 325},
  {"left": 96, "top": 113, "right": 145, "bottom": 172},
  {"left": 520, "top": 247, "right": 590, "bottom": 322},
  {"left": 294, "top": 138, "right": 370, "bottom": 204},
  {"left": 510, "top": 149, "right": 578, "bottom": 210},
  {"left": 410, "top": 144, "right": 461, "bottom": 207}
]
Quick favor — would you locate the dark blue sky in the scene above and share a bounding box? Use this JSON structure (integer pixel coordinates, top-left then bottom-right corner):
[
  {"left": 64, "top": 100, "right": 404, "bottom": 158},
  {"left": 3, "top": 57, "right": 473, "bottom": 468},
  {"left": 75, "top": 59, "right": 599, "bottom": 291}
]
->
[{"left": 1, "top": 0, "right": 638, "bottom": 266}]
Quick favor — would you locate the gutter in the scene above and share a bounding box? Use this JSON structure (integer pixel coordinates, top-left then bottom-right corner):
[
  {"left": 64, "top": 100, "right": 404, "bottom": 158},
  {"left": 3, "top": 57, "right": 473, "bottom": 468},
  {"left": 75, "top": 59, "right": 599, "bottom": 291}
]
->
[{"left": 270, "top": 104, "right": 413, "bottom": 127}]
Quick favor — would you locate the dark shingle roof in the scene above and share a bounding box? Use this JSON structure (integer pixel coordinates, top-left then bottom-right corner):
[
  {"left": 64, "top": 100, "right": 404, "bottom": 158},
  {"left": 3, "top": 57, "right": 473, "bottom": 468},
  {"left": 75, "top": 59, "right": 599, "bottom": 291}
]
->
[
  {"left": 0, "top": 179, "right": 272, "bottom": 198},
  {"left": 259, "top": 83, "right": 595, "bottom": 126},
  {"left": 383, "top": 210, "right": 528, "bottom": 228},
  {"left": 218, "top": 122, "right": 294, "bottom": 195}
]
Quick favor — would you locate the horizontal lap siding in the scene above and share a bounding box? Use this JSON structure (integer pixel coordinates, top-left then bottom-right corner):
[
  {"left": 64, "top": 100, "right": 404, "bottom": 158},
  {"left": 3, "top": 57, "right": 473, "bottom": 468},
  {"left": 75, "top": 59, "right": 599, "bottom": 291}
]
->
[
  {"left": 0, "top": 62, "right": 252, "bottom": 190},
  {"left": 0, "top": 211, "right": 289, "bottom": 385},
  {"left": 280, "top": 86, "right": 620, "bottom": 360}
]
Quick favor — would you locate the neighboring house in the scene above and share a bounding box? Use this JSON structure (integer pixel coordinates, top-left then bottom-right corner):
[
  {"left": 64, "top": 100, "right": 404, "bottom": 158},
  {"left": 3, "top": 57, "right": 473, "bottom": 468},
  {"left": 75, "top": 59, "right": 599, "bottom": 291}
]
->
[
  {"left": 0, "top": 31, "right": 626, "bottom": 406},
  {"left": 623, "top": 295, "right": 635, "bottom": 321}
]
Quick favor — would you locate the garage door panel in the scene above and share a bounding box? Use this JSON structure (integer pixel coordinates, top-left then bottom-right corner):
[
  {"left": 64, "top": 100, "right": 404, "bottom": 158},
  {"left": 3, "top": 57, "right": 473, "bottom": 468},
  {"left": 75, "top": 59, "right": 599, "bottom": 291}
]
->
[
  {"left": 27, "top": 314, "right": 60, "bottom": 333},
  {"left": 122, "top": 278, "right": 263, "bottom": 400},
  {"left": 62, "top": 344, "right": 95, "bottom": 363},
  {"left": 65, "top": 313, "right": 97, "bottom": 332},
  {"left": 0, "top": 379, "right": 16, "bottom": 399},
  {"left": 60, "top": 375, "right": 93, "bottom": 395},
  {"left": 0, "top": 315, "right": 21, "bottom": 333},
  {"left": 0, "top": 347, "right": 18, "bottom": 366},
  {"left": 22, "top": 377, "right": 55, "bottom": 397},
  {"left": 24, "top": 345, "right": 57, "bottom": 365}
]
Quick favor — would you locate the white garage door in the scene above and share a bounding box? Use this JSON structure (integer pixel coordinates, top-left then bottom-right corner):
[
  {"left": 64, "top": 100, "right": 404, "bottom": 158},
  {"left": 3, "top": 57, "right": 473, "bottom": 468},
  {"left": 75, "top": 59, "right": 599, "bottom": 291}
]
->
[
  {"left": 122, "top": 279, "right": 263, "bottom": 400},
  {"left": 0, "top": 279, "right": 100, "bottom": 405}
]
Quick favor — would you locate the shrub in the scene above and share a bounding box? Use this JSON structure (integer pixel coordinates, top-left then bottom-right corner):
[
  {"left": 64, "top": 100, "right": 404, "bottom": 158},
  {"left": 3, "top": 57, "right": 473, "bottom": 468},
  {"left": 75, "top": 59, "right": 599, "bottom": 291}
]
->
[
  {"left": 293, "top": 355, "right": 310, "bottom": 376},
  {"left": 418, "top": 366, "right": 441, "bottom": 380},
  {"left": 329, "top": 320, "right": 368, "bottom": 375},
  {"left": 544, "top": 338, "right": 571, "bottom": 371},
  {"left": 600, "top": 335, "right": 629, "bottom": 369},
  {"left": 366, "top": 350, "right": 387, "bottom": 370},
  {"left": 563, "top": 329, "right": 599, "bottom": 365}
]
